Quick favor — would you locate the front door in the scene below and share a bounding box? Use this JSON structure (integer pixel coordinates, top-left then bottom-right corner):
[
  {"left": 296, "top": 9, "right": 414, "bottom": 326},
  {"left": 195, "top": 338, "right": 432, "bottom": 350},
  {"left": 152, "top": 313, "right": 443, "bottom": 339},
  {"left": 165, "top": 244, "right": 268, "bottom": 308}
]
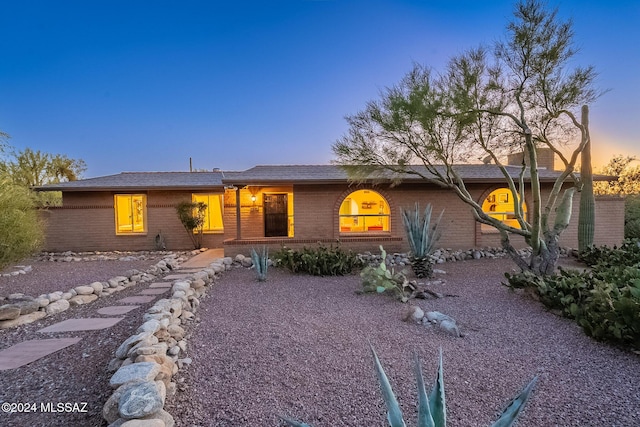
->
[{"left": 264, "top": 194, "right": 288, "bottom": 237}]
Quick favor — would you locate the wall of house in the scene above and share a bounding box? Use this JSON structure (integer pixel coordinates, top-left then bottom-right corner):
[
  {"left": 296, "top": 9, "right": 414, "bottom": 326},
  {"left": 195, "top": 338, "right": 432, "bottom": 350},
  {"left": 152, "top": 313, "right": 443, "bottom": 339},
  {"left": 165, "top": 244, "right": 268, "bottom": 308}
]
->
[
  {"left": 40, "top": 190, "right": 226, "bottom": 252},
  {"left": 224, "top": 183, "right": 625, "bottom": 257}
]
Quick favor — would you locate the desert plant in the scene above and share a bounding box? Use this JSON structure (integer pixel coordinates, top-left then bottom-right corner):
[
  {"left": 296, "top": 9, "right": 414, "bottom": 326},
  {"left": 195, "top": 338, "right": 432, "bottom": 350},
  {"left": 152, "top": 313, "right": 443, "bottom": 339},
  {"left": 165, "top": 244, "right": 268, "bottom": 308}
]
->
[
  {"left": 272, "top": 244, "right": 362, "bottom": 276},
  {"left": 251, "top": 246, "right": 269, "bottom": 281},
  {"left": 175, "top": 201, "right": 207, "bottom": 249},
  {"left": 625, "top": 195, "right": 640, "bottom": 239},
  {"left": 360, "top": 246, "right": 411, "bottom": 302},
  {"left": 0, "top": 173, "right": 43, "bottom": 269},
  {"left": 401, "top": 203, "right": 443, "bottom": 278},
  {"left": 281, "top": 345, "right": 538, "bottom": 427}
]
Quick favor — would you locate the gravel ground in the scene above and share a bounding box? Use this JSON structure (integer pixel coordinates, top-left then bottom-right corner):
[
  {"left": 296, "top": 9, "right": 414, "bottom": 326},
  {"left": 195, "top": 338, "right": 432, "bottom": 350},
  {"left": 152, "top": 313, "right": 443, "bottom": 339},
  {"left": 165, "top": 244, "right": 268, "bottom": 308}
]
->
[
  {"left": 1, "top": 256, "right": 638, "bottom": 427},
  {"left": 165, "top": 258, "right": 640, "bottom": 427},
  {"left": 0, "top": 254, "right": 168, "bottom": 298},
  {"left": 0, "top": 255, "right": 191, "bottom": 427}
]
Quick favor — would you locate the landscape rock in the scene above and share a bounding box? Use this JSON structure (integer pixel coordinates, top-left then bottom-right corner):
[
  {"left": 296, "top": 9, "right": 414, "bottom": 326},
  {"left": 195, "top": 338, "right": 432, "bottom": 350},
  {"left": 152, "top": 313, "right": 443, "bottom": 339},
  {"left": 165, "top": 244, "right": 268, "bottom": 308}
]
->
[
  {"left": 0, "top": 310, "right": 47, "bottom": 328},
  {"left": 104, "top": 380, "right": 145, "bottom": 423},
  {"left": 439, "top": 319, "right": 461, "bottom": 337},
  {"left": 118, "top": 380, "right": 166, "bottom": 419},
  {"left": 110, "top": 362, "right": 162, "bottom": 388},
  {"left": 74, "top": 285, "right": 95, "bottom": 295},
  {"left": 45, "top": 298, "right": 70, "bottom": 315},
  {"left": 0, "top": 304, "right": 21, "bottom": 321},
  {"left": 69, "top": 294, "right": 99, "bottom": 306}
]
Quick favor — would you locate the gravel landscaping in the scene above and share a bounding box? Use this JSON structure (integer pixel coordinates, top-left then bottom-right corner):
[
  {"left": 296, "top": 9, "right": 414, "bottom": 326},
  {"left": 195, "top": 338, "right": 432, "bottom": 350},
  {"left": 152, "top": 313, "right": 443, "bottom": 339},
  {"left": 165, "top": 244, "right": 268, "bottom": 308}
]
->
[
  {"left": 1, "top": 255, "right": 639, "bottom": 426},
  {"left": 166, "top": 258, "right": 640, "bottom": 427}
]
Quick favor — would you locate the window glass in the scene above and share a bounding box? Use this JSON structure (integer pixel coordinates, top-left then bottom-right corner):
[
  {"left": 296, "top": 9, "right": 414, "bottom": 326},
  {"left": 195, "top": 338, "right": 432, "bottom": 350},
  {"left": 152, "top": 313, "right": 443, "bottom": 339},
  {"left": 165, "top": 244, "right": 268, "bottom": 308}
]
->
[
  {"left": 339, "top": 190, "right": 390, "bottom": 233},
  {"left": 115, "top": 194, "right": 147, "bottom": 234},
  {"left": 481, "top": 188, "right": 527, "bottom": 230},
  {"left": 192, "top": 194, "right": 224, "bottom": 232}
]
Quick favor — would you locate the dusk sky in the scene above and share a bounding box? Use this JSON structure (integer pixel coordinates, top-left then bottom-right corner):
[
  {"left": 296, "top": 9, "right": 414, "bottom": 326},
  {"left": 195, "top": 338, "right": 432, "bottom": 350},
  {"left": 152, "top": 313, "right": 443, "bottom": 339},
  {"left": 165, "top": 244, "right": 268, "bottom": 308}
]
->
[{"left": 1, "top": 0, "right": 638, "bottom": 178}]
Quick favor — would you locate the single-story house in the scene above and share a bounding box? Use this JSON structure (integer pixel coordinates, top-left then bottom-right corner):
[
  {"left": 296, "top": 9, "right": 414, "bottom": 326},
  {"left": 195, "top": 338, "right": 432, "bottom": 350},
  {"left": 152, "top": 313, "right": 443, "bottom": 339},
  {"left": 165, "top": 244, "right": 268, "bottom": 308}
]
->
[{"left": 36, "top": 149, "right": 624, "bottom": 256}]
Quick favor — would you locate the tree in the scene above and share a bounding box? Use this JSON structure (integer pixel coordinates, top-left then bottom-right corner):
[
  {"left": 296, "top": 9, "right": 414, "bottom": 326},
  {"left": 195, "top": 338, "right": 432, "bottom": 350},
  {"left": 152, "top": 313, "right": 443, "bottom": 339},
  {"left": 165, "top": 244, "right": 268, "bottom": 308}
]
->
[
  {"left": 176, "top": 201, "right": 208, "bottom": 249},
  {"left": 333, "top": 0, "right": 600, "bottom": 275},
  {"left": 0, "top": 170, "right": 43, "bottom": 269},
  {"left": 593, "top": 155, "right": 640, "bottom": 196},
  {"left": 1, "top": 147, "right": 87, "bottom": 206}
]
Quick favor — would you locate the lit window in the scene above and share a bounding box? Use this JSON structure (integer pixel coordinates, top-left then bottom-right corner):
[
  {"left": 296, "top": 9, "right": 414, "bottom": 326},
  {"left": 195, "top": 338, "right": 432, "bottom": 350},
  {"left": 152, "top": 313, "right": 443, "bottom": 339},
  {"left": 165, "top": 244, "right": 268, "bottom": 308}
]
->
[
  {"left": 192, "top": 194, "right": 224, "bottom": 232},
  {"left": 481, "top": 188, "right": 527, "bottom": 231},
  {"left": 339, "top": 189, "right": 390, "bottom": 233},
  {"left": 114, "top": 194, "right": 147, "bottom": 234}
]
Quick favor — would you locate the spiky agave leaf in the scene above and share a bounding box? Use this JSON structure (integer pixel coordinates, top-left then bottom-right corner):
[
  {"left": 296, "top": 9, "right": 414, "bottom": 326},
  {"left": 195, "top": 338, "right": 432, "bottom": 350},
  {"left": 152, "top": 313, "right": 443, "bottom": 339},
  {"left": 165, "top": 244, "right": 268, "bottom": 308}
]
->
[
  {"left": 370, "top": 343, "right": 407, "bottom": 427},
  {"left": 413, "top": 352, "right": 436, "bottom": 427},
  {"left": 279, "top": 416, "right": 313, "bottom": 427},
  {"left": 428, "top": 348, "right": 446, "bottom": 427},
  {"left": 490, "top": 376, "right": 538, "bottom": 427}
]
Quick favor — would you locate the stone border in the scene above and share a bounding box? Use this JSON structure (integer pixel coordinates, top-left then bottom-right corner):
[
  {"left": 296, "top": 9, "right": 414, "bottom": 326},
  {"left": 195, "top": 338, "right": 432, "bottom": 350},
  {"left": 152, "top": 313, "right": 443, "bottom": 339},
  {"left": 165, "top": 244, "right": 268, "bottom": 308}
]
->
[
  {"left": 102, "top": 258, "right": 229, "bottom": 426},
  {"left": 0, "top": 254, "right": 187, "bottom": 329}
]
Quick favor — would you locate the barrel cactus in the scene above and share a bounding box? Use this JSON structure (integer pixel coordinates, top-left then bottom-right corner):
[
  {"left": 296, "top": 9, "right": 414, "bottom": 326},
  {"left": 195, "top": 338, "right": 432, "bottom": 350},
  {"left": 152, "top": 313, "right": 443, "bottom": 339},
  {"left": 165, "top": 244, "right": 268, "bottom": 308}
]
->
[{"left": 281, "top": 345, "right": 538, "bottom": 427}]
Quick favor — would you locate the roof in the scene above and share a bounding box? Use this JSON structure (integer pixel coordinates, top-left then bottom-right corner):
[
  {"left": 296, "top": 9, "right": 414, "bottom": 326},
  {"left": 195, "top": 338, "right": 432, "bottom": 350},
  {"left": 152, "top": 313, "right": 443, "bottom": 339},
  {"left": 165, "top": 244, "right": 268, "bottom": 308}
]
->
[
  {"left": 35, "top": 164, "right": 615, "bottom": 191},
  {"left": 35, "top": 171, "right": 225, "bottom": 192},
  {"left": 222, "top": 164, "right": 610, "bottom": 185}
]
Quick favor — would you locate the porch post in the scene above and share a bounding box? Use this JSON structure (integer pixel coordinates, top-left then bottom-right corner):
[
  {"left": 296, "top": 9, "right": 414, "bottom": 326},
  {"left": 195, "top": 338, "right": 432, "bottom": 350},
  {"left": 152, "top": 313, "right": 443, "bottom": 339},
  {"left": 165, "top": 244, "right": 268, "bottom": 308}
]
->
[{"left": 235, "top": 187, "right": 242, "bottom": 240}]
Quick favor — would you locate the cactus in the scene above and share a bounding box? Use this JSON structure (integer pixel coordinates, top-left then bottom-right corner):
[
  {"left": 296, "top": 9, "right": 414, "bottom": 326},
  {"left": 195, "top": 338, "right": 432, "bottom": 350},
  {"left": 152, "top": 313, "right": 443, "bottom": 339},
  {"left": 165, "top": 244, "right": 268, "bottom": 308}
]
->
[
  {"left": 578, "top": 105, "right": 595, "bottom": 253},
  {"left": 401, "top": 203, "right": 443, "bottom": 278},
  {"left": 281, "top": 346, "right": 537, "bottom": 427},
  {"left": 553, "top": 188, "right": 575, "bottom": 233},
  {"left": 250, "top": 246, "right": 269, "bottom": 281}
]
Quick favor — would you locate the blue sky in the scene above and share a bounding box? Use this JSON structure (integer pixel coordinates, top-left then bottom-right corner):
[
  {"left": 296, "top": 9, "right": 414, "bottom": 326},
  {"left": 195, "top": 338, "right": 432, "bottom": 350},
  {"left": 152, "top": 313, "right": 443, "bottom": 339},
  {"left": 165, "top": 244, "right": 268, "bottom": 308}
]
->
[{"left": 0, "top": 0, "right": 638, "bottom": 177}]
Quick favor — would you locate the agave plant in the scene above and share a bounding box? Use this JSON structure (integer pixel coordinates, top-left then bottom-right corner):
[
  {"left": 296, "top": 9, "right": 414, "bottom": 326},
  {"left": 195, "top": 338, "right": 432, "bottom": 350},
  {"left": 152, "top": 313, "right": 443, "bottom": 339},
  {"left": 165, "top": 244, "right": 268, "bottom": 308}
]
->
[
  {"left": 250, "top": 246, "right": 269, "bottom": 281},
  {"left": 401, "top": 203, "right": 444, "bottom": 279},
  {"left": 281, "top": 345, "right": 538, "bottom": 427}
]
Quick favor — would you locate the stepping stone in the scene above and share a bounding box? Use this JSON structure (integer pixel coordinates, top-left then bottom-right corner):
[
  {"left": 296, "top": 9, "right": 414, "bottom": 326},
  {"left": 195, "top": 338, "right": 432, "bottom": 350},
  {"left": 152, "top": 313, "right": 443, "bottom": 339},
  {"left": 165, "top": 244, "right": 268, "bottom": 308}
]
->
[
  {"left": 37, "top": 317, "right": 125, "bottom": 333},
  {"left": 117, "top": 296, "right": 156, "bottom": 304},
  {"left": 139, "top": 288, "right": 169, "bottom": 295},
  {"left": 0, "top": 338, "right": 82, "bottom": 370},
  {"left": 163, "top": 274, "right": 191, "bottom": 280},
  {"left": 97, "top": 306, "right": 140, "bottom": 315},
  {"left": 149, "top": 282, "right": 172, "bottom": 288}
]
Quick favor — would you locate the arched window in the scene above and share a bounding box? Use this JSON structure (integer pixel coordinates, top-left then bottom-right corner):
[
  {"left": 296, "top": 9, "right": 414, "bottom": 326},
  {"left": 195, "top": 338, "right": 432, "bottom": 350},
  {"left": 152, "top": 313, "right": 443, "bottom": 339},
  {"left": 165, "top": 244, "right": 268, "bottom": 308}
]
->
[
  {"left": 481, "top": 188, "right": 527, "bottom": 231},
  {"left": 339, "top": 189, "right": 390, "bottom": 233}
]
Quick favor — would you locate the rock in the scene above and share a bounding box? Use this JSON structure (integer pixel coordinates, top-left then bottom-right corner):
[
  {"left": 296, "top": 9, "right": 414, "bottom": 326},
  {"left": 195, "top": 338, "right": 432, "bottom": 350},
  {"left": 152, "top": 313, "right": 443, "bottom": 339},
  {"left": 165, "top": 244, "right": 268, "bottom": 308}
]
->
[
  {"left": 118, "top": 380, "right": 166, "bottom": 419},
  {"left": 115, "top": 332, "right": 155, "bottom": 359},
  {"left": 439, "top": 319, "right": 461, "bottom": 337},
  {"left": 171, "top": 281, "right": 190, "bottom": 293},
  {"left": 110, "top": 362, "right": 162, "bottom": 388},
  {"left": 0, "top": 304, "right": 21, "bottom": 321},
  {"left": 167, "top": 325, "right": 185, "bottom": 341},
  {"left": 137, "top": 319, "right": 162, "bottom": 334},
  {"left": 222, "top": 257, "right": 233, "bottom": 265},
  {"left": 89, "top": 281, "right": 104, "bottom": 293},
  {"left": 61, "top": 292, "right": 74, "bottom": 300},
  {"left": 240, "top": 257, "right": 253, "bottom": 268},
  {"left": 74, "top": 285, "right": 95, "bottom": 295},
  {"left": 45, "top": 298, "right": 70, "bottom": 315},
  {"left": 424, "top": 311, "right": 455, "bottom": 324},
  {"left": 47, "top": 291, "right": 63, "bottom": 302},
  {"left": 121, "top": 419, "right": 165, "bottom": 427},
  {"left": 103, "top": 380, "right": 145, "bottom": 423},
  {"left": 69, "top": 294, "right": 98, "bottom": 306},
  {"left": 35, "top": 296, "right": 50, "bottom": 308},
  {"left": 0, "top": 310, "right": 46, "bottom": 328},
  {"left": 234, "top": 254, "right": 246, "bottom": 263}
]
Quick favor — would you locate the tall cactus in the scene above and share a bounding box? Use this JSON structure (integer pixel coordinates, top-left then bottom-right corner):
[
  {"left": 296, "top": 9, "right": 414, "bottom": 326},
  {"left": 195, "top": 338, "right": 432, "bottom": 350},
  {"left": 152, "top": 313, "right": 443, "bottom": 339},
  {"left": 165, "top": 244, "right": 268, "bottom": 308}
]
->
[{"left": 578, "top": 105, "right": 595, "bottom": 253}]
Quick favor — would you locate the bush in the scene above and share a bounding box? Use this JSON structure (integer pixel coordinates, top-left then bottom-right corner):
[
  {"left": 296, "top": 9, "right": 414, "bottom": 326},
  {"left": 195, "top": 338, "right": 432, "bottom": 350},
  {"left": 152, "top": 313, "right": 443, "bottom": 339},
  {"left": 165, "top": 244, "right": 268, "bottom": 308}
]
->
[
  {"left": 505, "top": 258, "right": 640, "bottom": 350},
  {"left": 578, "top": 238, "right": 640, "bottom": 267},
  {"left": 272, "top": 244, "right": 362, "bottom": 276},
  {"left": 625, "top": 195, "right": 640, "bottom": 239},
  {"left": 0, "top": 174, "right": 43, "bottom": 269},
  {"left": 360, "top": 245, "right": 411, "bottom": 301}
]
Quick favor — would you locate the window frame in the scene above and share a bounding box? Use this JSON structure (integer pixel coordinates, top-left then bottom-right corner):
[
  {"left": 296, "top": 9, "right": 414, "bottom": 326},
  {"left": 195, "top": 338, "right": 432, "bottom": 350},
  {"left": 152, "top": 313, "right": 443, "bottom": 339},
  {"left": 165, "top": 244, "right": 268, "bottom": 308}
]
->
[
  {"left": 338, "top": 189, "right": 391, "bottom": 234},
  {"left": 114, "top": 194, "right": 148, "bottom": 235}
]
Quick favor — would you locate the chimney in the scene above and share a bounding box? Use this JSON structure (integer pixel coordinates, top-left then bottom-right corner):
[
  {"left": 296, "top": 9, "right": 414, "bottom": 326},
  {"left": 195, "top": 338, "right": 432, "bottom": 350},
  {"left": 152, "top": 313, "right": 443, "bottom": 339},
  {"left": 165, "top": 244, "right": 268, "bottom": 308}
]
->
[{"left": 507, "top": 147, "right": 556, "bottom": 170}]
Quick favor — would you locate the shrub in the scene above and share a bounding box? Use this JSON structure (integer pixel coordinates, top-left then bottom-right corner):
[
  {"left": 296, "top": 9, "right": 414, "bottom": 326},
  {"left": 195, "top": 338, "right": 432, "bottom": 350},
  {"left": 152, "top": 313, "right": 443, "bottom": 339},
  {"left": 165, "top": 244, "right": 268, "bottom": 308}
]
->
[
  {"left": 175, "top": 201, "right": 207, "bottom": 249},
  {"left": 272, "top": 244, "right": 362, "bottom": 276},
  {"left": 578, "top": 238, "right": 640, "bottom": 267},
  {"left": 625, "top": 195, "right": 640, "bottom": 239},
  {"left": 505, "top": 259, "right": 640, "bottom": 350},
  {"left": 0, "top": 174, "right": 43, "bottom": 269}
]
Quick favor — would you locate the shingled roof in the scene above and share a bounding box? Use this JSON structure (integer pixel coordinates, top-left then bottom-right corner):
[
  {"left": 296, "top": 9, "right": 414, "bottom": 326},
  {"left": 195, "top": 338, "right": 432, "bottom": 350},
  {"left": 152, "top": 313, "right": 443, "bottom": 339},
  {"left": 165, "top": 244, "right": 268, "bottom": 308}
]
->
[
  {"left": 221, "top": 164, "right": 602, "bottom": 185},
  {"left": 36, "top": 171, "right": 225, "bottom": 192},
  {"left": 36, "top": 164, "right": 614, "bottom": 191}
]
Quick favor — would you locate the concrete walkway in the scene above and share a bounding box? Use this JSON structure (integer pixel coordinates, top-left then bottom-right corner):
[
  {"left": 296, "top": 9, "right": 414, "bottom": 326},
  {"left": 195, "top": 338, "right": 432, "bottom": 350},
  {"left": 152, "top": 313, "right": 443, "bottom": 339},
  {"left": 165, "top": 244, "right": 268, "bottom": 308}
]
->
[{"left": 0, "top": 249, "right": 223, "bottom": 370}]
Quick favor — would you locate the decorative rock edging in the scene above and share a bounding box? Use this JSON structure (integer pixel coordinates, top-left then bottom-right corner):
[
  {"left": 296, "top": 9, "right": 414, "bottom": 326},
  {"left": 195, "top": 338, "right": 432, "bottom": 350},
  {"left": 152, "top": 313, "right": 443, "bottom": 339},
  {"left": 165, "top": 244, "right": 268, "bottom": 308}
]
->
[
  {"left": 0, "top": 254, "right": 187, "bottom": 329},
  {"left": 103, "top": 258, "right": 229, "bottom": 426}
]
